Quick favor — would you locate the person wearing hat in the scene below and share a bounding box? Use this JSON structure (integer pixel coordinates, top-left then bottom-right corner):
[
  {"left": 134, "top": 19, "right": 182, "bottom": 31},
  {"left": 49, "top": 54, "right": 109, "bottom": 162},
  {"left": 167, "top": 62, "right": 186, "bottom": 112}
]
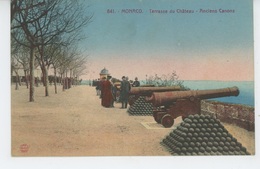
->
[
  {"left": 120, "top": 76, "right": 131, "bottom": 109},
  {"left": 132, "top": 77, "right": 140, "bottom": 87},
  {"left": 101, "top": 76, "right": 114, "bottom": 108}
]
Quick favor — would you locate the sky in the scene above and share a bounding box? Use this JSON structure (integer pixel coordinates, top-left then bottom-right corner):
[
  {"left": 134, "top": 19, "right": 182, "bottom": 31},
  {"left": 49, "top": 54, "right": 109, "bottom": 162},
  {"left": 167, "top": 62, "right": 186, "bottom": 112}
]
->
[{"left": 81, "top": 0, "right": 254, "bottom": 81}]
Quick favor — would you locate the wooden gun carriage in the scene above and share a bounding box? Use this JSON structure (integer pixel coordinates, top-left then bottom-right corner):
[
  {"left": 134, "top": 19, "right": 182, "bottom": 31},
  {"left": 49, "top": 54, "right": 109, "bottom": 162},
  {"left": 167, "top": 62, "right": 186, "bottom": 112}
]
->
[{"left": 145, "top": 86, "right": 239, "bottom": 128}]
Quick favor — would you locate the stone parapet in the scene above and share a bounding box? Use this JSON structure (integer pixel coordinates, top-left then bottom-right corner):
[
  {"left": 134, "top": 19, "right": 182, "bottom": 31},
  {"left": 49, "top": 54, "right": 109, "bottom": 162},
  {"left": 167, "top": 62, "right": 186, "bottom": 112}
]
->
[{"left": 201, "top": 100, "right": 254, "bottom": 131}]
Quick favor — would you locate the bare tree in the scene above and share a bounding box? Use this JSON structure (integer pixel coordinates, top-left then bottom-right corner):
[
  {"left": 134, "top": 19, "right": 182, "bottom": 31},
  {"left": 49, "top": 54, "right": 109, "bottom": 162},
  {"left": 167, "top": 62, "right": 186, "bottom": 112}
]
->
[
  {"left": 11, "top": 57, "right": 21, "bottom": 90},
  {"left": 11, "top": 0, "right": 48, "bottom": 101},
  {"left": 55, "top": 45, "right": 84, "bottom": 91},
  {"left": 68, "top": 53, "right": 88, "bottom": 86},
  {"left": 33, "top": 0, "right": 92, "bottom": 96},
  {"left": 11, "top": 0, "right": 92, "bottom": 100},
  {"left": 12, "top": 45, "right": 32, "bottom": 88},
  {"left": 11, "top": 29, "right": 22, "bottom": 89},
  {"left": 11, "top": 0, "right": 46, "bottom": 24}
]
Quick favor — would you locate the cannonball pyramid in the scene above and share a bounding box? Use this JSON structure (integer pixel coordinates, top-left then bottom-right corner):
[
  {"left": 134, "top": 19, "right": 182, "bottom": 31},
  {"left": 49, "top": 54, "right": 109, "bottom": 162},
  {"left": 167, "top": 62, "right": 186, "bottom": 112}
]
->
[
  {"left": 161, "top": 114, "right": 250, "bottom": 156},
  {"left": 127, "top": 96, "right": 153, "bottom": 116}
]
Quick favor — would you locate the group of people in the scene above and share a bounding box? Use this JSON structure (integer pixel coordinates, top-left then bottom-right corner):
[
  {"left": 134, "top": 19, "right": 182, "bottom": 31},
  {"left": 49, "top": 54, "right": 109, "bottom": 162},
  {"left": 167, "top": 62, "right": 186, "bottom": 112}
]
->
[{"left": 96, "top": 76, "right": 140, "bottom": 109}]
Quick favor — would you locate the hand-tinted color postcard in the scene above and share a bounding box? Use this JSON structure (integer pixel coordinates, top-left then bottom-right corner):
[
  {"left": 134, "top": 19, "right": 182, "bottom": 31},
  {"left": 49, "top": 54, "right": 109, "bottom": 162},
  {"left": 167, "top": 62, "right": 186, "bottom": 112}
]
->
[{"left": 10, "top": 0, "right": 255, "bottom": 162}]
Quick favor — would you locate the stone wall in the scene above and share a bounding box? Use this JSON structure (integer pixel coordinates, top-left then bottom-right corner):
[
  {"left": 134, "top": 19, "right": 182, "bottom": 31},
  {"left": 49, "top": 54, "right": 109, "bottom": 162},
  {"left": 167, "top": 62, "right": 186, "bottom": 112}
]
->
[{"left": 201, "top": 100, "right": 255, "bottom": 131}]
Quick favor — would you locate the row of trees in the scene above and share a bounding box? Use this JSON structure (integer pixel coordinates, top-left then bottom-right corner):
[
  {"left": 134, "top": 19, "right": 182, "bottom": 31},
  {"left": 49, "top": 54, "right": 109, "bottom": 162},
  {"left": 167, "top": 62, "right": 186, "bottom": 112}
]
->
[{"left": 11, "top": 0, "right": 92, "bottom": 101}]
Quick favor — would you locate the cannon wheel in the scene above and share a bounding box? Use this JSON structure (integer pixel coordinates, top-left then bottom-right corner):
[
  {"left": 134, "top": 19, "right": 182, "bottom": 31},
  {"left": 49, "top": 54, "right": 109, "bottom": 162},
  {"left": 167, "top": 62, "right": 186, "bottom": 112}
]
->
[
  {"left": 153, "top": 111, "right": 166, "bottom": 124},
  {"left": 161, "top": 114, "right": 174, "bottom": 128}
]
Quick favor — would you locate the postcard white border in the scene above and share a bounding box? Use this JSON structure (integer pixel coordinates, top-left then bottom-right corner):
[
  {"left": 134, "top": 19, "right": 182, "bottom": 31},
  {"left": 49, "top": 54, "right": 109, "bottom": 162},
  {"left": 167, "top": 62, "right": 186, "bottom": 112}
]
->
[{"left": 1, "top": 0, "right": 259, "bottom": 169}]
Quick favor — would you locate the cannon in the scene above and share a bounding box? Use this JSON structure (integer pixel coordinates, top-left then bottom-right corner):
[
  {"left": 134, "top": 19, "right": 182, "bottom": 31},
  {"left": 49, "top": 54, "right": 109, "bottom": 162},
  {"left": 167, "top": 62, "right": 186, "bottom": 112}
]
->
[
  {"left": 145, "top": 86, "right": 239, "bottom": 128},
  {"left": 128, "top": 86, "right": 181, "bottom": 106},
  {"left": 139, "top": 84, "right": 155, "bottom": 87}
]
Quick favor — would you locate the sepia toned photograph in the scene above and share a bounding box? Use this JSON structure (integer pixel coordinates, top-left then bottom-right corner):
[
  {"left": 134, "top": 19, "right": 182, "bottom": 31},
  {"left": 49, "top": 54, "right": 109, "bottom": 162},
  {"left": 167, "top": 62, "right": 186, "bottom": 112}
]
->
[{"left": 2, "top": 0, "right": 259, "bottom": 168}]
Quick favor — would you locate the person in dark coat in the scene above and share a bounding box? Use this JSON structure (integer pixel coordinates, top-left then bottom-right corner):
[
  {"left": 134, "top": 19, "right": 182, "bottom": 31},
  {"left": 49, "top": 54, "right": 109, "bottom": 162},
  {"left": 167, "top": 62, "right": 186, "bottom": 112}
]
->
[
  {"left": 110, "top": 79, "right": 117, "bottom": 107},
  {"left": 132, "top": 77, "right": 140, "bottom": 87},
  {"left": 101, "top": 76, "right": 113, "bottom": 108},
  {"left": 120, "top": 76, "right": 131, "bottom": 109},
  {"left": 96, "top": 78, "right": 101, "bottom": 96}
]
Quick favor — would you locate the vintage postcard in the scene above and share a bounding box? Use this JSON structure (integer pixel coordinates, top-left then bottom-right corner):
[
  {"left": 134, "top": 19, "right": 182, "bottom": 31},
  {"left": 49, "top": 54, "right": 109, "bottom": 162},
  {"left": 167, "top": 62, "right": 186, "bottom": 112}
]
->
[{"left": 4, "top": 0, "right": 259, "bottom": 168}]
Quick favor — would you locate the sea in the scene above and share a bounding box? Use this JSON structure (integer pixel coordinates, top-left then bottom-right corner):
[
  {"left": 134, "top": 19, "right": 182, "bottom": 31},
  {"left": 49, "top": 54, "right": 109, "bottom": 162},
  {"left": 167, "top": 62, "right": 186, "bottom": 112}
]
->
[
  {"left": 182, "top": 81, "right": 254, "bottom": 107},
  {"left": 82, "top": 80, "right": 254, "bottom": 107}
]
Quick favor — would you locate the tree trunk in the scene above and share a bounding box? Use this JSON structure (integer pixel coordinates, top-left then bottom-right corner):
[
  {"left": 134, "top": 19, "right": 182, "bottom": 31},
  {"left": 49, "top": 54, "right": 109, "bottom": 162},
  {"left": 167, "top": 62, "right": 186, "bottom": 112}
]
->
[
  {"left": 39, "top": 45, "right": 49, "bottom": 97},
  {"left": 24, "top": 69, "right": 29, "bottom": 89},
  {"left": 46, "top": 70, "right": 49, "bottom": 96},
  {"left": 54, "top": 67, "right": 57, "bottom": 94},
  {"left": 15, "top": 77, "right": 19, "bottom": 90},
  {"left": 29, "top": 47, "right": 35, "bottom": 102},
  {"left": 15, "top": 71, "right": 19, "bottom": 90},
  {"left": 70, "top": 69, "right": 72, "bottom": 87},
  {"left": 40, "top": 65, "right": 46, "bottom": 87},
  {"left": 66, "top": 70, "right": 68, "bottom": 89},
  {"left": 42, "top": 67, "right": 49, "bottom": 96},
  {"left": 61, "top": 73, "right": 65, "bottom": 91}
]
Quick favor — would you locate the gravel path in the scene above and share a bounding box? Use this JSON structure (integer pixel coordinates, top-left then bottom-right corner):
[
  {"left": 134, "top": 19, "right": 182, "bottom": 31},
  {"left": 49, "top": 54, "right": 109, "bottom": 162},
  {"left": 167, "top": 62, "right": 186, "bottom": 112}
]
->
[{"left": 11, "top": 85, "right": 254, "bottom": 156}]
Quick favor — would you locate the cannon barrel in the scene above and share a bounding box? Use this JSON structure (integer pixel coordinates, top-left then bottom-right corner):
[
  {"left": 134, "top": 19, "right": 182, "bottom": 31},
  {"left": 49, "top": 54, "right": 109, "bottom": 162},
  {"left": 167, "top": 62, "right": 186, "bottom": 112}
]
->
[
  {"left": 146, "top": 86, "right": 239, "bottom": 107},
  {"left": 139, "top": 84, "right": 155, "bottom": 87},
  {"left": 129, "top": 86, "right": 181, "bottom": 96}
]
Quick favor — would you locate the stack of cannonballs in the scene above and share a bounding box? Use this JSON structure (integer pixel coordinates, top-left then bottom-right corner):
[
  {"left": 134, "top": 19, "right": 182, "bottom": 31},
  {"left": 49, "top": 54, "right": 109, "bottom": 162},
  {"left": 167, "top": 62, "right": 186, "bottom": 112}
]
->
[
  {"left": 161, "top": 114, "right": 250, "bottom": 156},
  {"left": 127, "top": 96, "right": 153, "bottom": 116}
]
